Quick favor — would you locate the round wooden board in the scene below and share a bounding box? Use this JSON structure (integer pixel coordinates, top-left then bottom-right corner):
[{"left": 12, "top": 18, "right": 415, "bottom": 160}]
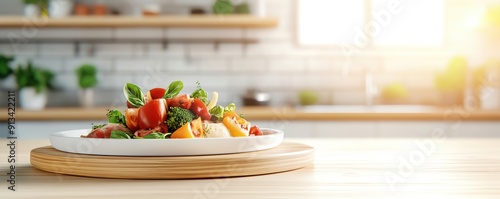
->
[{"left": 30, "top": 142, "right": 314, "bottom": 179}]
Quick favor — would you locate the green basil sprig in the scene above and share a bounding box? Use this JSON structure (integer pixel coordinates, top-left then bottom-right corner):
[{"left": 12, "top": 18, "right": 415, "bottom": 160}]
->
[
  {"left": 209, "top": 105, "right": 224, "bottom": 121},
  {"left": 123, "top": 83, "right": 145, "bottom": 108},
  {"left": 191, "top": 81, "right": 208, "bottom": 104},
  {"left": 163, "top": 80, "right": 183, "bottom": 99},
  {"left": 224, "top": 103, "right": 236, "bottom": 113},
  {"left": 107, "top": 109, "right": 126, "bottom": 126},
  {"left": 110, "top": 130, "right": 132, "bottom": 139}
]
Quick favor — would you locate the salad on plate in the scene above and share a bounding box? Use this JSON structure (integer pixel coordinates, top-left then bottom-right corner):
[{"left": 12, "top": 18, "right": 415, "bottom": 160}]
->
[{"left": 83, "top": 81, "right": 264, "bottom": 139}]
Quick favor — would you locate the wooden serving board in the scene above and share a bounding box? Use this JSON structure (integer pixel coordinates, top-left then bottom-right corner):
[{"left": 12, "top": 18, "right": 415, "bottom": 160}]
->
[{"left": 30, "top": 142, "right": 314, "bottom": 179}]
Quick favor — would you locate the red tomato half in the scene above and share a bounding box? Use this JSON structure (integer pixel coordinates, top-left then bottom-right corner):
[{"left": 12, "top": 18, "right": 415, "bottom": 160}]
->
[
  {"left": 167, "top": 94, "right": 192, "bottom": 110},
  {"left": 125, "top": 108, "right": 139, "bottom": 131},
  {"left": 147, "top": 88, "right": 166, "bottom": 101},
  {"left": 249, "top": 125, "right": 263, "bottom": 136},
  {"left": 190, "top": 98, "right": 211, "bottom": 121},
  {"left": 138, "top": 98, "right": 167, "bottom": 130}
]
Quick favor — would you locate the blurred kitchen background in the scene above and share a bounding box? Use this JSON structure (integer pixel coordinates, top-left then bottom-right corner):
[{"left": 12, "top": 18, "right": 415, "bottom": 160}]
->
[{"left": 1, "top": 0, "right": 500, "bottom": 137}]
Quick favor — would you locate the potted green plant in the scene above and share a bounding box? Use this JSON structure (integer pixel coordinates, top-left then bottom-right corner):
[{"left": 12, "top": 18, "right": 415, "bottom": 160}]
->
[
  {"left": 213, "top": 0, "right": 234, "bottom": 14},
  {"left": 14, "top": 61, "right": 54, "bottom": 110},
  {"left": 76, "top": 64, "right": 98, "bottom": 108},
  {"left": 22, "top": 0, "right": 41, "bottom": 17},
  {"left": 434, "top": 56, "right": 468, "bottom": 106},
  {"left": 0, "top": 55, "right": 14, "bottom": 80}
]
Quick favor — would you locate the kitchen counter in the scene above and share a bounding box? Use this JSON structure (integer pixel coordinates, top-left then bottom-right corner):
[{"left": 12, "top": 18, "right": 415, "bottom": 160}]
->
[
  {"left": 2, "top": 138, "right": 500, "bottom": 198},
  {"left": 1, "top": 106, "right": 500, "bottom": 121}
]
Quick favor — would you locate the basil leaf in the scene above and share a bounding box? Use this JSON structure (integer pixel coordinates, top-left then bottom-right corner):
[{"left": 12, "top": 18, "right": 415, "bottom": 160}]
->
[
  {"left": 163, "top": 80, "right": 184, "bottom": 99},
  {"left": 191, "top": 81, "right": 208, "bottom": 104},
  {"left": 224, "top": 103, "right": 236, "bottom": 113},
  {"left": 107, "top": 110, "right": 126, "bottom": 126},
  {"left": 123, "top": 83, "right": 145, "bottom": 108},
  {"left": 91, "top": 124, "right": 106, "bottom": 130},
  {"left": 143, "top": 132, "right": 166, "bottom": 139},
  {"left": 209, "top": 105, "right": 224, "bottom": 120},
  {"left": 110, "top": 130, "right": 132, "bottom": 139}
]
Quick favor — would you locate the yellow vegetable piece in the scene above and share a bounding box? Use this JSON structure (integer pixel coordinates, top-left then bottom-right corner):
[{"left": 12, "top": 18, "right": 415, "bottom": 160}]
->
[
  {"left": 171, "top": 123, "right": 194, "bottom": 139},
  {"left": 223, "top": 117, "right": 249, "bottom": 137},
  {"left": 190, "top": 117, "right": 205, "bottom": 138}
]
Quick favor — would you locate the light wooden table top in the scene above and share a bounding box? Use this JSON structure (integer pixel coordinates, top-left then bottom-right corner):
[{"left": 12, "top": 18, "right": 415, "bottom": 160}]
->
[{"left": 2, "top": 138, "right": 500, "bottom": 199}]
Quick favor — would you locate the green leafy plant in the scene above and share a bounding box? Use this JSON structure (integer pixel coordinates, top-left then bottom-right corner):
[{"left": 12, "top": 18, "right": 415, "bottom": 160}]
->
[
  {"left": 234, "top": 2, "right": 250, "bottom": 14},
  {"left": 14, "top": 61, "right": 54, "bottom": 93},
  {"left": 434, "top": 56, "right": 468, "bottom": 92},
  {"left": 0, "top": 54, "right": 14, "bottom": 79},
  {"left": 22, "top": 0, "right": 39, "bottom": 5},
  {"left": 75, "top": 64, "right": 98, "bottom": 89},
  {"left": 213, "top": 0, "right": 234, "bottom": 14}
]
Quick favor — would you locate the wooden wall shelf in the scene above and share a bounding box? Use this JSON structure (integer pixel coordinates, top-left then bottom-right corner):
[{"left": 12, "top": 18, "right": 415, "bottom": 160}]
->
[{"left": 0, "top": 15, "right": 278, "bottom": 28}]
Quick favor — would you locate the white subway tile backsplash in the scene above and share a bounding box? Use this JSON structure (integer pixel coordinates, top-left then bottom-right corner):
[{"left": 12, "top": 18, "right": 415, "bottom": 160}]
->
[
  {"left": 192, "top": 58, "right": 228, "bottom": 72},
  {"left": 115, "top": 58, "right": 164, "bottom": 72},
  {"left": 134, "top": 73, "right": 174, "bottom": 89},
  {"left": 250, "top": 74, "right": 288, "bottom": 90},
  {"left": 115, "top": 28, "right": 163, "bottom": 39},
  {"left": 230, "top": 57, "right": 268, "bottom": 72},
  {"left": 146, "top": 43, "right": 186, "bottom": 57},
  {"left": 217, "top": 43, "right": 243, "bottom": 56},
  {"left": 268, "top": 58, "right": 306, "bottom": 72},
  {"left": 167, "top": 28, "right": 242, "bottom": 39},
  {"left": 330, "top": 75, "right": 364, "bottom": 89},
  {"left": 97, "top": 74, "right": 135, "bottom": 90},
  {"left": 53, "top": 73, "right": 79, "bottom": 90},
  {"left": 64, "top": 58, "right": 114, "bottom": 73},
  {"left": 307, "top": 58, "right": 334, "bottom": 73},
  {"left": 39, "top": 44, "right": 74, "bottom": 56},
  {"left": 165, "top": 58, "right": 198, "bottom": 72},
  {"left": 0, "top": 43, "right": 37, "bottom": 56},
  {"left": 34, "top": 58, "right": 64, "bottom": 72},
  {"left": 245, "top": 43, "right": 291, "bottom": 56},
  {"left": 94, "top": 43, "right": 143, "bottom": 57},
  {"left": 187, "top": 43, "right": 215, "bottom": 57}
]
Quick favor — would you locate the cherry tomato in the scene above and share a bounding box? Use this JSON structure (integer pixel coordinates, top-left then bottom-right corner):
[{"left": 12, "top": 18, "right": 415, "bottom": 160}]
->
[
  {"left": 125, "top": 108, "right": 139, "bottom": 131},
  {"left": 147, "top": 88, "right": 166, "bottom": 101},
  {"left": 126, "top": 101, "right": 134, "bottom": 108},
  {"left": 167, "top": 94, "right": 192, "bottom": 110},
  {"left": 138, "top": 98, "right": 167, "bottom": 130},
  {"left": 190, "top": 98, "right": 211, "bottom": 120},
  {"left": 249, "top": 125, "right": 263, "bottom": 136}
]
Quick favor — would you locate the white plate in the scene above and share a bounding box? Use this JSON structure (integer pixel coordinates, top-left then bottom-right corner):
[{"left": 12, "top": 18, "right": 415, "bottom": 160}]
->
[{"left": 49, "top": 128, "right": 284, "bottom": 156}]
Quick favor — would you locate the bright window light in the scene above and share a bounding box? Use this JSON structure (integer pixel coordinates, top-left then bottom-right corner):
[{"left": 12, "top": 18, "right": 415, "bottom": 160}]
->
[
  {"left": 371, "top": 0, "right": 445, "bottom": 47},
  {"left": 298, "top": 0, "right": 365, "bottom": 45}
]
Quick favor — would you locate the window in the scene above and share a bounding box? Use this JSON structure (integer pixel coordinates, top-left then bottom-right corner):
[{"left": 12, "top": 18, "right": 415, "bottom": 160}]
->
[
  {"left": 298, "top": 0, "right": 365, "bottom": 45},
  {"left": 298, "top": 0, "right": 445, "bottom": 47}
]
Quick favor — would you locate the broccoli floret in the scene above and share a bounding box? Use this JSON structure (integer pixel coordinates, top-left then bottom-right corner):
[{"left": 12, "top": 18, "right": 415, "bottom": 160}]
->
[{"left": 166, "top": 107, "right": 196, "bottom": 133}]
